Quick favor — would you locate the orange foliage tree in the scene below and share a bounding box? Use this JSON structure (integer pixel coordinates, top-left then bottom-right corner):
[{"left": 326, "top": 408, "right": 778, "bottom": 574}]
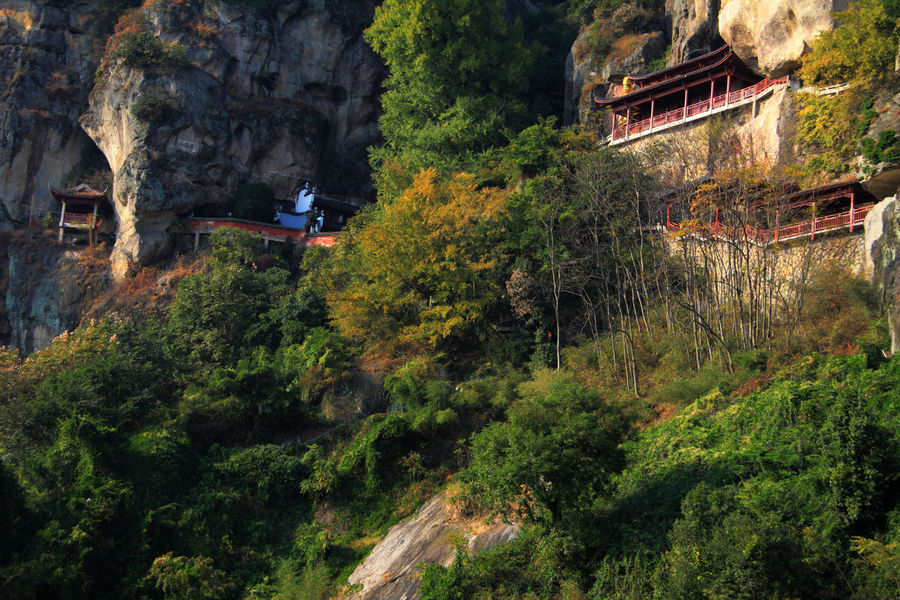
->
[{"left": 327, "top": 168, "right": 508, "bottom": 355}]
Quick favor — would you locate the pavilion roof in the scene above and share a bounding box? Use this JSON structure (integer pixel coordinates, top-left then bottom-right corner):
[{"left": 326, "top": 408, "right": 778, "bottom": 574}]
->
[
  {"left": 50, "top": 183, "right": 108, "bottom": 203},
  {"left": 593, "top": 45, "right": 758, "bottom": 108}
]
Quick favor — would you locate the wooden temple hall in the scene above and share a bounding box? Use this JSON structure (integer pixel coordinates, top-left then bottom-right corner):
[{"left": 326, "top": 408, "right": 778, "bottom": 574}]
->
[
  {"left": 594, "top": 45, "right": 789, "bottom": 144},
  {"left": 664, "top": 180, "right": 878, "bottom": 245},
  {"left": 50, "top": 184, "right": 114, "bottom": 246}
]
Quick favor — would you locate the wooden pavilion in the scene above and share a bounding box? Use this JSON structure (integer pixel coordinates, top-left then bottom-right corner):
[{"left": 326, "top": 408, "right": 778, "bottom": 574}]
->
[
  {"left": 50, "top": 184, "right": 110, "bottom": 246},
  {"left": 594, "top": 46, "right": 788, "bottom": 144}
]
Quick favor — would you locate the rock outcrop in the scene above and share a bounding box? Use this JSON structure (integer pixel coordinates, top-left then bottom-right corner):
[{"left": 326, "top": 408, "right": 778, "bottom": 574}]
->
[
  {"left": 566, "top": 31, "right": 666, "bottom": 125},
  {"left": 864, "top": 195, "right": 900, "bottom": 353},
  {"left": 3, "top": 235, "right": 109, "bottom": 354},
  {"left": 718, "top": 0, "right": 849, "bottom": 77},
  {"left": 665, "top": 0, "right": 722, "bottom": 65},
  {"left": 0, "top": 0, "right": 384, "bottom": 280},
  {"left": 346, "top": 493, "right": 518, "bottom": 600},
  {"left": 80, "top": 0, "right": 383, "bottom": 279},
  {"left": 0, "top": 1, "right": 101, "bottom": 226}
]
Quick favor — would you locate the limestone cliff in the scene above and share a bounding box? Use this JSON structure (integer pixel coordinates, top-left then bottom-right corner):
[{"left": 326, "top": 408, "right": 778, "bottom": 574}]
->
[
  {"left": 0, "top": 1, "right": 100, "bottom": 226},
  {"left": 718, "top": 0, "right": 849, "bottom": 77},
  {"left": 864, "top": 194, "right": 900, "bottom": 353},
  {"left": 665, "top": 0, "right": 722, "bottom": 65},
  {"left": 0, "top": 0, "right": 384, "bottom": 280}
]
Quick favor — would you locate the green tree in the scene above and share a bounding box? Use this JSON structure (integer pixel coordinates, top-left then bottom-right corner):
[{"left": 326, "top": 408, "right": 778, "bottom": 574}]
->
[
  {"left": 328, "top": 169, "right": 508, "bottom": 355},
  {"left": 464, "top": 370, "right": 626, "bottom": 530},
  {"left": 147, "top": 553, "right": 235, "bottom": 600},
  {"left": 364, "top": 0, "right": 533, "bottom": 171},
  {"left": 799, "top": 0, "right": 900, "bottom": 86}
]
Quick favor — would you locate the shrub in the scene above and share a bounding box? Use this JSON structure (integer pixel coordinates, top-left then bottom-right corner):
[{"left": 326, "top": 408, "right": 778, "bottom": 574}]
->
[
  {"left": 131, "top": 86, "right": 182, "bottom": 122},
  {"left": 115, "top": 32, "right": 187, "bottom": 73}
]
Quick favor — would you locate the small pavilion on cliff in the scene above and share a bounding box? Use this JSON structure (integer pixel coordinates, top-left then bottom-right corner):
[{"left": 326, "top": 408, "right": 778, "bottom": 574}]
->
[
  {"left": 50, "top": 184, "right": 110, "bottom": 246},
  {"left": 594, "top": 45, "right": 789, "bottom": 145}
]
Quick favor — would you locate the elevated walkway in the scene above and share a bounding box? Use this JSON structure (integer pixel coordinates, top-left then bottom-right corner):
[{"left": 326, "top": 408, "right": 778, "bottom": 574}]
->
[
  {"left": 609, "top": 77, "right": 788, "bottom": 146},
  {"left": 185, "top": 217, "right": 339, "bottom": 250},
  {"left": 666, "top": 204, "right": 873, "bottom": 246}
]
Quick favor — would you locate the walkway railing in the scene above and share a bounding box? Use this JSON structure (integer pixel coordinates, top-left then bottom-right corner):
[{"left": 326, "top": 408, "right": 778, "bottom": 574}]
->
[
  {"left": 61, "top": 213, "right": 98, "bottom": 229},
  {"left": 666, "top": 204, "right": 873, "bottom": 246},
  {"left": 610, "top": 77, "right": 789, "bottom": 144},
  {"left": 186, "top": 218, "right": 339, "bottom": 249}
]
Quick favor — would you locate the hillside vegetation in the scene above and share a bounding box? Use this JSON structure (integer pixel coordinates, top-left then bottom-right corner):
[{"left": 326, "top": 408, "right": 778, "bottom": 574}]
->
[{"left": 1, "top": 0, "right": 900, "bottom": 599}]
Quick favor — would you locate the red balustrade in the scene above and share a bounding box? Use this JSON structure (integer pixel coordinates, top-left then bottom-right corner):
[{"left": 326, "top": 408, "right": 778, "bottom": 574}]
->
[
  {"left": 61, "top": 213, "right": 96, "bottom": 228},
  {"left": 186, "top": 218, "right": 340, "bottom": 248},
  {"left": 666, "top": 203, "right": 872, "bottom": 245},
  {"left": 612, "top": 77, "right": 788, "bottom": 141}
]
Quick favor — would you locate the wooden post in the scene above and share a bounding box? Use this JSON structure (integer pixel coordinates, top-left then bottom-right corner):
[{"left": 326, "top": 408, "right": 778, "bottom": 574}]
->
[
  {"left": 811, "top": 215, "right": 816, "bottom": 241},
  {"left": 725, "top": 74, "right": 732, "bottom": 105},
  {"left": 58, "top": 201, "right": 66, "bottom": 242},
  {"left": 625, "top": 105, "right": 631, "bottom": 137},
  {"left": 683, "top": 88, "right": 688, "bottom": 120},
  {"left": 649, "top": 98, "right": 655, "bottom": 131},
  {"left": 611, "top": 112, "right": 617, "bottom": 141},
  {"left": 709, "top": 79, "right": 715, "bottom": 109},
  {"left": 774, "top": 211, "right": 780, "bottom": 243},
  {"left": 194, "top": 231, "right": 200, "bottom": 251},
  {"left": 849, "top": 191, "right": 855, "bottom": 232}
]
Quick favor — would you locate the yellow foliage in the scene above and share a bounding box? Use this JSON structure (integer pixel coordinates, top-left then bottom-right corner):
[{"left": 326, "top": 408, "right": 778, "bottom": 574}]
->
[{"left": 328, "top": 169, "right": 507, "bottom": 355}]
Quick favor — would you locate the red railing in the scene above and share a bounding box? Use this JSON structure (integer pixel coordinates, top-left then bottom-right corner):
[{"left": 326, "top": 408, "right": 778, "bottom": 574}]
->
[
  {"left": 666, "top": 204, "right": 873, "bottom": 245},
  {"left": 612, "top": 77, "right": 788, "bottom": 141},
  {"left": 61, "top": 213, "right": 97, "bottom": 228},
  {"left": 186, "top": 218, "right": 340, "bottom": 248}
]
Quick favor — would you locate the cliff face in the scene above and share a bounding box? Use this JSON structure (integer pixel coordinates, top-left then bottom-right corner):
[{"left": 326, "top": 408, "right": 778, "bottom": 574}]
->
[
  {"left": 0, "top": 0, "right": 383, "bottom": 280},
  {"left": 83, "top": 0, "right": 383, "bottom": 278},
  {"left": 718, "top": 0, "right": 849, "bottom": 77},
  {"left": 0, "top": 1, "right": 100, "bottom": 226}
]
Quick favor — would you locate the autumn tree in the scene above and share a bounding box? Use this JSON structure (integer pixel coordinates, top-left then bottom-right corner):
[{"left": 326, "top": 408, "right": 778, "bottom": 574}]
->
[
  {"left": 327, "top": 169, "right": 508, "bottom": 355},
  {"left": 799, "top": 0, "right": 900, "bottom": 86},
  {"left": 364, "top": 0, "right": 533, "bottom": 171}
]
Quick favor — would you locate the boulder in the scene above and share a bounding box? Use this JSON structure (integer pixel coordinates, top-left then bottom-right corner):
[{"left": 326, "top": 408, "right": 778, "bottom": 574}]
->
[
  {"left": 347, "top": 493, "right": 517, "bottom": 600},
  {"left": 718, "top": 0, "right": 850, "bottom": 77},
  {"left": 864, "top": 194, "right": 900, "bottom": 353}
]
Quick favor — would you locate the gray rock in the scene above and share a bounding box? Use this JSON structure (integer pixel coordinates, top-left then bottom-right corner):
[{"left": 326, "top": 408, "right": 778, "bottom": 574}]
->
[
  {"left": 346, "top": 493, "right": 518, "bottom": 600},
  {"left": 864, "top": 193, "right": 900, "bottom": 353},
  {"left": 666, "top": 0, "right": 722, "bottom": 65}
]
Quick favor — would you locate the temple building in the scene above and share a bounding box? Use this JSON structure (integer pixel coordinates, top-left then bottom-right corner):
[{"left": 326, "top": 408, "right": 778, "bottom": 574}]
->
[
  {"left": 664, "top": 180, "right": 877, "bottom": 244},
  {"left": 50, "top": 184, "right": 113, "bottom": 246},
  {"left": 593, "top": 45, "right": 789, "bottom": 145},
  {"left": 312, "top": 195, "right": 359, "bottom": 232}
]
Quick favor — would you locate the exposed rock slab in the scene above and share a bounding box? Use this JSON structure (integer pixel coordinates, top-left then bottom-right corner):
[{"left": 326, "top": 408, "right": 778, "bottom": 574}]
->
[
  {"left": 718, "top": 0, "right": 849, "bottom": 77},
  {"left": 864, "top": 194, "right": 900, "bottom": 353},
  {"left": 666, "top": 0, "right": 722, "bottom": 65},
  {"left": 347, "top": 493, "right": 518, "bottom": 600}
]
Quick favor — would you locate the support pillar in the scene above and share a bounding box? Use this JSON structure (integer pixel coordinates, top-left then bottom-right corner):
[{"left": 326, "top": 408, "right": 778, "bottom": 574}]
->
[
  {"left": 683, "top": 88, "right": 688, "bottom": 120},
  {"left": 709, "top": 79, "right": 715, "bottom": 109},
  {"left": 649, "top": 98, "right": 655, "bottom": 131},
  {"left": 849, "top": 192, "right": 855, "bottom": 232},
  {"left": 194, "top": 231, "right": 200, "bottom": 251},
  {"left": 725, "top": 74, "right": 732, "bottom": 105},
  {"left": 625, "top": 105, "right": 632, "bottom": 138},
  {"left": 58, "top": 201, "right": 66, "bottom": 228}
]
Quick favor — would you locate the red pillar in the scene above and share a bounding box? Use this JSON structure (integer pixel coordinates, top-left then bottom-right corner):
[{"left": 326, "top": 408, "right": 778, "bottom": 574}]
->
[
  {"left": 683, "top": 88, "right": 688, "bottom": 119},
  {"left": 849, "top": 192, "right": 855, "bottom": 232},
  {"left": 650, "top": 98, "right": 655, "bottom": 130},
  {"left": 726, "top": 74, "right": 732, "bottom": 105},
  {"left": 709, "top": 79, "right": 715, "bottom": 109},
  {"left": 625, "top": 105, "right": 631, "bottom": 137}
]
